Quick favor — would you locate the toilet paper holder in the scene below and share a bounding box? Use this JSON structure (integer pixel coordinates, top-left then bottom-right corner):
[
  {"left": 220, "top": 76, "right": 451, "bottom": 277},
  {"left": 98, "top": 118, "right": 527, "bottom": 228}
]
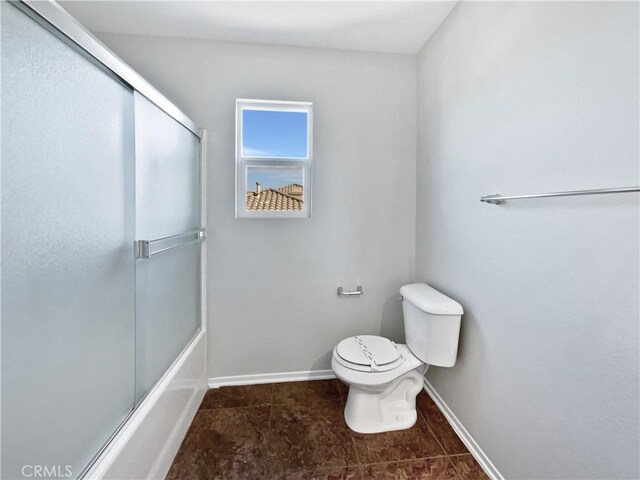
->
[{"left": 337, "top": 286, "right": 363, "bottom": 296}]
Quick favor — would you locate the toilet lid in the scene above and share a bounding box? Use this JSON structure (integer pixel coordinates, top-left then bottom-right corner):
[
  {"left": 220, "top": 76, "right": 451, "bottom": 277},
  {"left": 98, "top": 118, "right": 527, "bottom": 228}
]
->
[{"left": 336, "top": 335, "right": 401, "bottom": 371}]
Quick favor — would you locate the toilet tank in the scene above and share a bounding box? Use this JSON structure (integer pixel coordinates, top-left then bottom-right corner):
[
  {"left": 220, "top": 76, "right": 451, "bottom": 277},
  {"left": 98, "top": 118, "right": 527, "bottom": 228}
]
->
[{"left": 400, "top": 283, "right": 463, "bottom": 367}]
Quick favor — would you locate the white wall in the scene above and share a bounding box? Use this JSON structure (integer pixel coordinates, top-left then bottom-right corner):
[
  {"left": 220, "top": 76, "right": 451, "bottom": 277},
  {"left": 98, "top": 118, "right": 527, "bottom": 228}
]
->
[
  {"left": 98, "top": 34, "right": 417, "bottom": 378},
  {"left": 416, "top": 2, "right": 639, "bottom": 479}
]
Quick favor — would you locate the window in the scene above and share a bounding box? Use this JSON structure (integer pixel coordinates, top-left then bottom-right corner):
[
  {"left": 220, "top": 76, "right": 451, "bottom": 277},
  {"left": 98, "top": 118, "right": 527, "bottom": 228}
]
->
[{"left": 236, "top": 99, "right": 313, "bottom": 218}]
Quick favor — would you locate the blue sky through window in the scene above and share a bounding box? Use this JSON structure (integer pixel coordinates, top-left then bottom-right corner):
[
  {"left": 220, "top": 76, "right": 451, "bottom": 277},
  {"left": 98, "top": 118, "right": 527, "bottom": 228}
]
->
[
  {"left": 246, "top": 167, "right": 303, "bottom": 191},
  {"left": 242, "top": 109, "right": 308, "bottom": 158}
]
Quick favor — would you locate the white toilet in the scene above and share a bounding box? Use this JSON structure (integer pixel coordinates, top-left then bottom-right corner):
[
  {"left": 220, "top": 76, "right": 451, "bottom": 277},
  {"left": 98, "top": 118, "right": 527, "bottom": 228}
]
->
[{"left": 331, "top": 283, "right": 463, "bottom": 434}]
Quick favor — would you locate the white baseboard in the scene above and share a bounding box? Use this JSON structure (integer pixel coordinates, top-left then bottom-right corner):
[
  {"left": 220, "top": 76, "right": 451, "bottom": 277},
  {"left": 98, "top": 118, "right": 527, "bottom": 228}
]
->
[
  {"left": 85, "top": 331, "right": 207, "bottom": 480},
  {"left": 209, "top": 369, "right": 336, "bottom": 388},
  {"left": 423, "top": 379, "right": 504, "bottom": 480}
]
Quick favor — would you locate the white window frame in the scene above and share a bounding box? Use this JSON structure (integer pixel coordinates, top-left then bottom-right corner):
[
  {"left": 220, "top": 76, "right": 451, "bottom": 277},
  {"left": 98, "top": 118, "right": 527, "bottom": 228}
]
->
[{"left": 236, "top": 99, "right": 313, "bottom": 218}]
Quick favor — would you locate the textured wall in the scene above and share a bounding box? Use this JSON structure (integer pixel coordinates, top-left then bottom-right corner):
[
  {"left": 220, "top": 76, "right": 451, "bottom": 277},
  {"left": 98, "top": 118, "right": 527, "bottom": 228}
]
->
[
  {"left": 416, "top": 2, "right": 639, "bottom": 478},
  {"left": 98, "top": 33, "right": 417, "bottom": 378}
]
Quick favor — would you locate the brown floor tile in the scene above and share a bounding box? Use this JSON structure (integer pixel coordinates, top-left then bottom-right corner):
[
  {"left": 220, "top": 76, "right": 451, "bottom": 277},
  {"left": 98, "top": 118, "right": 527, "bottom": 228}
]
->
[
  {"left": 360, "top": 457, "right": 459, "bottom": 479},
  {"left": 350, "top": 415, "right": 445, "bottom": 464},
  {"left": 169, "top": 381, "right": 480, "bottom": 479},
  {"left": 273, "top": 379, "right": 342, "bottom": 405},
  {"left": 269, "top": 400, "right": 358, "bottom": 473},
  {"left": 278, "top": 465, "right": 362, "bottom": 480},
  {"left": 199, "top": 383, "right": 273, "bottom": 410},
  {"left": 279, "top": 459, "right": 458, "bottom": 480},
  {"left": 449, "top": 454, "right": 489, "bottom": 480},
  {"left": 416, "top": 392, "right": 468, "bottom": 455},
  {"left": 166, "top": 406, "right": 279, "bottom": 480}
]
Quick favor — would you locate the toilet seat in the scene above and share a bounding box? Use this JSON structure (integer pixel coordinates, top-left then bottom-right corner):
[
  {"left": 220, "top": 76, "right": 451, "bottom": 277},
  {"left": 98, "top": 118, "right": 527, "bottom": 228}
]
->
[
  {"left": 335, "top": 335, "right": 404, "bottom": 372},
  {"left": 332, "top": 342, "right": 423, "bottom": 387}
]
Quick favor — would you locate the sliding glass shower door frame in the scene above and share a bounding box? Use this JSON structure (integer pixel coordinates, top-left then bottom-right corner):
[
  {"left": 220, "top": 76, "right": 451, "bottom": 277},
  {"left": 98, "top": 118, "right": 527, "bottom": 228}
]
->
[
  {"left": 6, "top": 1, "right": 207, "bottom": 478},
  {"left": 11, "top": 1, "right": 200, "bottom": 137}
]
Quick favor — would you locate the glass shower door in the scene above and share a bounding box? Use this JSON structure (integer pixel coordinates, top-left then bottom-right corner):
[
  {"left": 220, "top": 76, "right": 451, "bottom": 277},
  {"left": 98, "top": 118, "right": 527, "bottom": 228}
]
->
[
  {"left": 1, "top": 3, "right": 136, "bottom": 478},
  {"left": 133, "top": 93, "right": 202, "bottom": 402}
]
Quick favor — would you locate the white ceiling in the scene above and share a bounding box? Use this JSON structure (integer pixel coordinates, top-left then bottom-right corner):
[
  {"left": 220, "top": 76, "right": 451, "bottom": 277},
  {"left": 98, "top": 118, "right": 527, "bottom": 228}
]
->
[{"left": 60, "top": 1, "right": 458, "bottom": 55}]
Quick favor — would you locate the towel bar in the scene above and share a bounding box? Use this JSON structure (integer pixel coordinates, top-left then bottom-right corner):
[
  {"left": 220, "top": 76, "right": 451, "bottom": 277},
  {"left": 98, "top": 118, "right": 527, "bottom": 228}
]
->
[
  {"left": 135, "top": 228, "right": 205, "bottom": 259},
  {"left": 480, "top": 186, "right": 640, "bottom": 205}
]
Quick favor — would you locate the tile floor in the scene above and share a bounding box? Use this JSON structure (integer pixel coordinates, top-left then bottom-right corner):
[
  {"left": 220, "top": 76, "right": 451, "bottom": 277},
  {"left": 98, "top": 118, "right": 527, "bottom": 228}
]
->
[{"left": 167, "top": 380, "right": 489, "bottom": 480}]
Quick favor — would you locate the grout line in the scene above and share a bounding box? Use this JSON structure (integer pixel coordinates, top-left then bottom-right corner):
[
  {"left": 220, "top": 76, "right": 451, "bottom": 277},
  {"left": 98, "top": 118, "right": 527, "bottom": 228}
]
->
[
  {"left": 362, "top": 454, "right": 450, "bottom": 467},
  {"left": 419, "top": 409, "right": 449, "bottom": 457},
  {"left": 349, "top": 435, "right": 361, "bottom": 466},
  {"left": 342, "top": 454, "right": 451, "bottom": 471},
  {"left": 447, "top": 455, "right": 465, "bottom": 480},
  {"left": 270, "top": 398, "right": 343, "bottom": 408}
]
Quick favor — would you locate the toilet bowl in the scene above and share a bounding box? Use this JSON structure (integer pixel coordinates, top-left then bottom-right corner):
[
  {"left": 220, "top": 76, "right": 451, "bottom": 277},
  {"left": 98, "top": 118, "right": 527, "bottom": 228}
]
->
[
  {"left": 331, "top": 337, "right": 425, "bottom": 433},
  {"left": 331, "top": 283, "right": 463, "bottom": 434}
]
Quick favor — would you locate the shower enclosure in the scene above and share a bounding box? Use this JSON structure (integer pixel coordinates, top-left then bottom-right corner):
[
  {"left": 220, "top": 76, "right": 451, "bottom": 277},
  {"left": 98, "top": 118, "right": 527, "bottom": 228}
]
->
[{"left": 1, "top": 2, "right": 206, "bottom": 478}]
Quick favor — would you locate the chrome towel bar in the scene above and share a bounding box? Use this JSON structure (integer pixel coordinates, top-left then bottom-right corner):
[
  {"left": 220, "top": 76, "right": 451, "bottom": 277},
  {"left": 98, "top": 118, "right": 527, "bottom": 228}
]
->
[
  {"left": 135, "top": 228, "right": 205, "bottom": 259},
  {"left": 480, "top": 186, "right": 640, "bottom": 205},
  {"left": 337, "top": 286, "right": 363, "bottom": 296}
]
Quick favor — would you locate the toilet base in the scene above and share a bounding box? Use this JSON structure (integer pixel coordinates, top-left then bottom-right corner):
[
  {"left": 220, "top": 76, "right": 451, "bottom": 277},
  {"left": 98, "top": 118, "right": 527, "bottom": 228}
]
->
[{"left": 343, "top": 368, "right": 424, "bottom": 434}]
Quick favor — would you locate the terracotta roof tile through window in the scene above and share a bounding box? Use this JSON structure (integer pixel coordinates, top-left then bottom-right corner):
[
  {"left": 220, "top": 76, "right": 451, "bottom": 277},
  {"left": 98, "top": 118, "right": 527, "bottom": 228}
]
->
[{"left": 245, "top": 184, "right": 304, "bottom": 211}]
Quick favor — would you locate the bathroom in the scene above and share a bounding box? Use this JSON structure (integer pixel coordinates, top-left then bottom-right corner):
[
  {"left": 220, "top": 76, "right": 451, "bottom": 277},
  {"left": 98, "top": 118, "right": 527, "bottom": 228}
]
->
[{"left": 1, "top": 1, "right": 638, "bottom": 479}]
